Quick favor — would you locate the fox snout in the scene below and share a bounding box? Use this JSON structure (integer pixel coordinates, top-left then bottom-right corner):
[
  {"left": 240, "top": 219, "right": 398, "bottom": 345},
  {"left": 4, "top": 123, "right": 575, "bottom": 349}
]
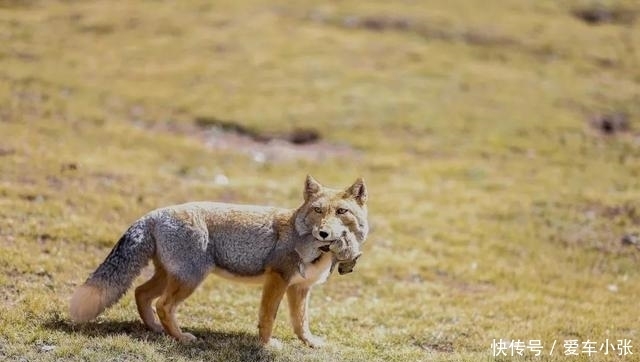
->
[{"left": 312, "top": 226, "right": 340, "bottom": 241}]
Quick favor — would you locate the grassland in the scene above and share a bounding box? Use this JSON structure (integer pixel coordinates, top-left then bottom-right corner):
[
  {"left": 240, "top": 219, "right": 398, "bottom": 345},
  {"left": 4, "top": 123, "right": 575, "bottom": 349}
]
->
[{"left": 1, "top": 0, "right": 640, "bottom": 361}]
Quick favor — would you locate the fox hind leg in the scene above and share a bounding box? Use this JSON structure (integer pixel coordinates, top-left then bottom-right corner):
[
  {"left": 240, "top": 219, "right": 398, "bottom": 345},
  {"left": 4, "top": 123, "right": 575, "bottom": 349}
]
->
[
  {"left": 156, "top": 275, "right": 201, "bottom": 342},
  {"left": 135, "top": 263, "right": 167, "bottom": 333}
]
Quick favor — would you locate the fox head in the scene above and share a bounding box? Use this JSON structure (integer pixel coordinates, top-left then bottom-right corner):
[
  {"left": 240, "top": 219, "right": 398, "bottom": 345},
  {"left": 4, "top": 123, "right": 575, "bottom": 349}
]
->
[{"left": 294, "top": 175, "right": 369, "bottom": 245}]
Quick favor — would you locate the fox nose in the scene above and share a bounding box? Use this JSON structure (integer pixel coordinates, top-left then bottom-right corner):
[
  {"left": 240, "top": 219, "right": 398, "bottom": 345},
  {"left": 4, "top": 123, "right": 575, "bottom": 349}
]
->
[{"left": 318, "top": 231, "right": 329, "bottom": 239}]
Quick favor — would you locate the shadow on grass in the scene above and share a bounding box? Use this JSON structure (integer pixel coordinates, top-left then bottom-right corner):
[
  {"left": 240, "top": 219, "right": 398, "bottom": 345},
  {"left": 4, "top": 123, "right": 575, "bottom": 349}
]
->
[{"left": 42, "top": 315, "right": 277, "bottom": 362}]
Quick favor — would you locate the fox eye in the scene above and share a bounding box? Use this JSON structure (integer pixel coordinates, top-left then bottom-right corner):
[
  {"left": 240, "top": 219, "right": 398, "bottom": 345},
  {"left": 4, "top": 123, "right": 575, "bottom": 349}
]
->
[
  {"left": 336, "top": 208, "right": 348, "bottom": 215},
  {"left": 313, "top": 206, "right": 322, "bottom": 213}
]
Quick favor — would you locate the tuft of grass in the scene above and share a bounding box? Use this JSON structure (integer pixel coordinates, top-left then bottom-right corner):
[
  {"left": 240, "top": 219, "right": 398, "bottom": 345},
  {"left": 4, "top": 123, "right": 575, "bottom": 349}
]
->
[{"left": 1, "top": 0, "right": 639, "bottom": 361}]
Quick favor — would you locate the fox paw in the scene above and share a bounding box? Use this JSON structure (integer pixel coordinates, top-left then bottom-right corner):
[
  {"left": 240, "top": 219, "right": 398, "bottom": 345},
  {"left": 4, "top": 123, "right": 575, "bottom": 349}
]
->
[
  {"left": 263, "top": 338, "right": 283, "bottom": 350},
  {"left": 146, "top": 322, "right": 164, "bottom": 334},
  {"left": 301, "top": 334, "right": 326, "bottom": 348},
  {"left": 178, "top": 332, "right": 197, "bottom": 343}
]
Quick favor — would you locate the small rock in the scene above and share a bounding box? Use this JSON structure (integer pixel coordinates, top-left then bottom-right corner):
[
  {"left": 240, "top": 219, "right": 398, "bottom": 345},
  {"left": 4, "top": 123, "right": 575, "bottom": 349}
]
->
[
  {"left": 621, "top": 233, "right": 639, "bottom": 246},
  {"left": 252, "top": 151, "right": 266, "bottom": 164},
  {"left": 213, "top": 174, "right": 229, "bottom": 186},
  {"left": 590, "top": 113, "right": 630, "bottom": 135},
  {"left": 607, "top": 284, "right": 618, "bottom": 293},
  {"left": 40, "top": 344, "right": 56, "bottom": 352},
  {"left": 60, "top": 162, "right": 78, "bottom": 171}
]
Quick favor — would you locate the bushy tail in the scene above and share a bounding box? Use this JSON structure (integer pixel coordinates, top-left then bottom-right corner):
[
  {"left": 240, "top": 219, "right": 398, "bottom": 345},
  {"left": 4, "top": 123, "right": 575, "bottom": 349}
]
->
[{"left": 69, "top": 218, "right": 155, "bottom": 322}]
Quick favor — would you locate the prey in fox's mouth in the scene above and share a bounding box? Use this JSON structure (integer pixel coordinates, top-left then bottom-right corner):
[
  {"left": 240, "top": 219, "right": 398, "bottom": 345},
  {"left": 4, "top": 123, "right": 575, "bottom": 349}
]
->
[{"left": 314, "top": 232, "right": 364, "bottom": 275}]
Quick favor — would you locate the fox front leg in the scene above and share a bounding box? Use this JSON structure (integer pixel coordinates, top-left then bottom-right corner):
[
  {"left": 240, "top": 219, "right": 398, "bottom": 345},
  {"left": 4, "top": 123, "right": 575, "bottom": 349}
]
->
[
  {"left": 258, "top": 272, "right": 288, "bottom": 348},
  {"left": 286, "top": 284, "right": 325, "bottom": 348}
]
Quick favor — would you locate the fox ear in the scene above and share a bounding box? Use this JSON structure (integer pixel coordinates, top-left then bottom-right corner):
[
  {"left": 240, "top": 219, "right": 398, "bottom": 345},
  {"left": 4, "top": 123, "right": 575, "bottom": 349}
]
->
[
  {"left": 347, "top": 177, "right": 367, "bottom": 205},
  {"left": 304, "top": 175, "right": 322, "bottom": 201}
]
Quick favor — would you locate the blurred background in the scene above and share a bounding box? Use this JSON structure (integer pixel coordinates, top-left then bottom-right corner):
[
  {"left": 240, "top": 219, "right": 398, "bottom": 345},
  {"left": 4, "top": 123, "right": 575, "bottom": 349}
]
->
[{"left": 1, "top": 1, "right": 639, "bottom": 361}]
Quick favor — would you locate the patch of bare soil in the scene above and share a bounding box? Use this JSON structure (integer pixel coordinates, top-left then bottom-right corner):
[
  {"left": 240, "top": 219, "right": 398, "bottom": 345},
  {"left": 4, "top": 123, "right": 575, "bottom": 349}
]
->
[
  {"left": 560, "top": 202, "right": 640, "bottom": 254},
  {"left": 191, "top": 116, "right": 359, "bottom": 163},
  {"left": 306, "top": 12, "right": 518, "bottom": 48},
  {"left": 414, "top": 335, "right": 455, "bottom": 353},
  {"left": 127, "top": 104, "right": 359, "bottom": 163},
  {"left": 572, "top": 5, "right": 637, "bottom": 26},
  {"left": 589, "top": 113, "right": 631, "bottom": 135}
]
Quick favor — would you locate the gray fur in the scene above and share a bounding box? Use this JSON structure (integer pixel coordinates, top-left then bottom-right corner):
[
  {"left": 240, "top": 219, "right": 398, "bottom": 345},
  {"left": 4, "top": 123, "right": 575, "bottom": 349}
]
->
[
  {"left": 149, "top": 202, "right": 286, "bottom": 281},
  {"left": 85, "top": 217, "right": 155, "bottom": 307},
  {"left": 85, "top": 203, "right": 294, "bottom": 290}
]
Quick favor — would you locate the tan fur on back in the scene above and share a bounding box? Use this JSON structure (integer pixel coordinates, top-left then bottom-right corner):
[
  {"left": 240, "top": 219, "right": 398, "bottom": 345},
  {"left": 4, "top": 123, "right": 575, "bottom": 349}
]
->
[{"left": 69, "top": 284, "right": 108, "bottom": 323}]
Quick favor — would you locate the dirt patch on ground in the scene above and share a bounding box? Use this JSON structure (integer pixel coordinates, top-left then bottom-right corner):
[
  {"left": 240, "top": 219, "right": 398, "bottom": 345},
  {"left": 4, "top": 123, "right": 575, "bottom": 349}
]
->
[
  {"left": 155, "top": 115, "right": 359, "bottom": 163},
  {"left": 121, "top": 98, "right": 360, "bottom": 163},
  {"left": 194, "top": 116, "right": 322, "bottom": 145},
  {"left": 572, "top": 5, "right": 637, "bottom": 26},
  {"left": 551, "top": 201, "right": 640, "bottom": 255},
  {"left": 589, "top": 113, "right": 631, "bottom": 135},
  {"left": 418, "top": 340, "right": 454, "bottom": 353},
  {"left": 307, "top": 12, "right": 518, "bottom": 48},
  {"left": 593, "top": 202, "right": 640, "bottom": 224}
]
